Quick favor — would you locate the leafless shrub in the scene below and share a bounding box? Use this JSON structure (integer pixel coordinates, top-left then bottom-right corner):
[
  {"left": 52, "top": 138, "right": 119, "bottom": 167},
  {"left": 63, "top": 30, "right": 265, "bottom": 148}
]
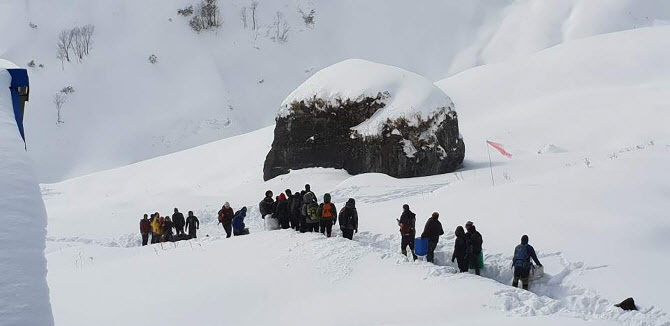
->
[
  {"left": 298, "top": 8, "right": 315, "bottom": 27},
  {"left": 29, "top": 22, "right": 38, "bottom": 29},
  {"left": 148, "top": 54, "right": 158, "bottom": 64},
  {"left": 178, "top": 5, "right": 194, "bottom": 16},
  {"left": 60, "top": 86, "right": 75, "bottom": 94}
]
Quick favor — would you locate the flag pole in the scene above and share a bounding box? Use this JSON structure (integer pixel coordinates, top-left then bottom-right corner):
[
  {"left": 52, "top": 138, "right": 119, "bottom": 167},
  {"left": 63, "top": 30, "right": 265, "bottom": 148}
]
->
[{"left": 486, "top": 140, "right": 495, "bottom": 187}]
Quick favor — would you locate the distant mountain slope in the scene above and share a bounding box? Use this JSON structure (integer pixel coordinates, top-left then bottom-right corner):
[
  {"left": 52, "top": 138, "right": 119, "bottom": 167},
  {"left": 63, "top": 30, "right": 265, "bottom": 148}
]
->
[{"left": 1, "top": 0, "right": 668, "bottom": 182}]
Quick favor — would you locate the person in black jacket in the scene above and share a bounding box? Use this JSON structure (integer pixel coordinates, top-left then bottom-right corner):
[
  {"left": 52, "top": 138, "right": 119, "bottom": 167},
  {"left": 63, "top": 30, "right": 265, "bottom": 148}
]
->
[
  {"left": 421, "top": 212, "right": 444, "bottom": 263},
  {"left": 338, "top": 198, "right": 358, "bottom": 240},
  {"left": 185, "top": 211, "right": 199, "bottom": 239},
  {"left": 397, "top": 204, "right": 417, "bottom": 260},
  {"left": 172, "top": 208, "right": 186, "bottom": 237},
  {"left": 275, "top": 193, "right": 290, "bottom": 229},
  {"left": 289, "top": 190, "right": 302, "bottom": 231},
  {"left": 451, "top": 226, "right": 468, "bottom": 272},
  {"left": 465, "top": 221, "right": 483, "bottom": 275},
  {"left": 259, "top": 190, "right": 274, "bottom": 219}
]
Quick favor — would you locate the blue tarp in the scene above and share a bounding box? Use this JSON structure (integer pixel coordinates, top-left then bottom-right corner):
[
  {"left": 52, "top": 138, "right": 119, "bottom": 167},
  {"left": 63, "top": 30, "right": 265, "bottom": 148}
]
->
[{"left": 7, "top": 68, "right": 29, "bottom": 143}]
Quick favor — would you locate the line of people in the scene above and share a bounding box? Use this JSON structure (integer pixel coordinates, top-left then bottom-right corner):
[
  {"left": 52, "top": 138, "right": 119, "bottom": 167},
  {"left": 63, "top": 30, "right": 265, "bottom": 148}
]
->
[
  {"left": 139, "top": 208, "right": 200, "bottom": 245},
  {"left": 137, "top": 186, "right": 542, "bottom": 290},
  {"left": 259, "top": 184, "right": 359, "bottom": 239},
  {"left": 397, "top": 204, "right": 542, "bottom": 290}
]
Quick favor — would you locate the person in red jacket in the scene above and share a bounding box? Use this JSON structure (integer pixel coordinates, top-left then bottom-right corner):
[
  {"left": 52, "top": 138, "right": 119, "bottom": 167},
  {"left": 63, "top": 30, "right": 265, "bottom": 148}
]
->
[
  {"left": 218, "top": 202, "right": 234, "bottom": 238},
  {"left": 139, "top": 214, "right": 151, "bottom": 246}
]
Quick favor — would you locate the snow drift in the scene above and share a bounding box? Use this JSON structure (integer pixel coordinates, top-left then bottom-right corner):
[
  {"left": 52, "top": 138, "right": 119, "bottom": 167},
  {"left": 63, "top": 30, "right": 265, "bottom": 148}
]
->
[{"left": 0, "top": 61, "right": 53, "bottom": 325}]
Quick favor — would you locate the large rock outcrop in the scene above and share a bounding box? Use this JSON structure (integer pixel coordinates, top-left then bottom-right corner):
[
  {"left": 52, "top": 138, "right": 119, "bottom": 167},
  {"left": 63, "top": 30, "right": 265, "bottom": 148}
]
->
[{"left": 263, "top": 59, "right": 465, "bottom": 181}]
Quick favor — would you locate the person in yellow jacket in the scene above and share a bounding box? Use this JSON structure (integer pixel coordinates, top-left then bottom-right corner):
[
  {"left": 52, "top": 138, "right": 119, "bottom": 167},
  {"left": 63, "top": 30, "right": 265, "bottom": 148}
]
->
[{"left": 151, "top": 213, "right": 162, "bottom": 244}]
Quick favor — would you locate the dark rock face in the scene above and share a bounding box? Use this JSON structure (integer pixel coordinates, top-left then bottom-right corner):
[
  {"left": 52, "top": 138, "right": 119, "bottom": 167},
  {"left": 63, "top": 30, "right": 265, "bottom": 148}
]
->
[{"left": 263, "top": 94, "right": 465, "bottom": 181}]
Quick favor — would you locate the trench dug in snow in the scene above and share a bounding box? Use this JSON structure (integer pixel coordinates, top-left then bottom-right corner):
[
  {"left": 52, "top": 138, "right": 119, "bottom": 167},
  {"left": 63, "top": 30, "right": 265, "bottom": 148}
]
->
[{"left": 54, "top": 206, "right": 668, "bottom": 326}]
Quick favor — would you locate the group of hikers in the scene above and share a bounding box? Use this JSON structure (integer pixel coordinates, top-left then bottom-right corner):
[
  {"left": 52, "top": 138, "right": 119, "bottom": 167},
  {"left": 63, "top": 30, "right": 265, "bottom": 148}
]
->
[
  {"left": 397, "top": 204, "right": 543, "bottom": 290},
  {"left": 258, "top": 184, "right": 359, "bottom": 239},
  {"left": 138, "top": 208, "right": 200, "bottom": 245},
  {"left": 138, "top": 184, "right": 542, "bottom": 290}
]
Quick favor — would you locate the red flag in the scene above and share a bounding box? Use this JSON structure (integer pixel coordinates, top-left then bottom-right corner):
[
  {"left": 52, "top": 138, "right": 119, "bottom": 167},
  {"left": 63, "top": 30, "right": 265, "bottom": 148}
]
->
[{"left": 487, "top": 140, "right": 512, "bottom": 158}]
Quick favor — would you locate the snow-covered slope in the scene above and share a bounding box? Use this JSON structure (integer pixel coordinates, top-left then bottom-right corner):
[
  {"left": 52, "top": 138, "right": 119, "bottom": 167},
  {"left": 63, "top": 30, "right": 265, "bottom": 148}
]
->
[
  {"left": 42, "top": 26, "right": 670, "bottom": 325},
  {"left": 2, "top": 0, "right": 669, "bottom": 182},
  {"left": 0, "top": 64, "right": 53, "bottom": 325}
]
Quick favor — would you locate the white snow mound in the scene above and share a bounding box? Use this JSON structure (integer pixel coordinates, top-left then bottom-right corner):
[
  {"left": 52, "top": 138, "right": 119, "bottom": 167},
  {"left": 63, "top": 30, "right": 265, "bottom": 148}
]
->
[
  {"left": 279, "top": 59, "right": 454, "bottom": 137},
  {"left": 0, "top": 64, "right": 54, "bottom": 325}
]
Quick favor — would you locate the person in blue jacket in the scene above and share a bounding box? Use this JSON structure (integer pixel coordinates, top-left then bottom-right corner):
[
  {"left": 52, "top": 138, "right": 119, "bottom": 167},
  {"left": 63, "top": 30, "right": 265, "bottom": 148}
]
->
[
  {"left": 233, "top": 206, "right": 249, "bottom": 236},
  {"left": 512, "top": 235, "right": 542, "bottom": 290}
]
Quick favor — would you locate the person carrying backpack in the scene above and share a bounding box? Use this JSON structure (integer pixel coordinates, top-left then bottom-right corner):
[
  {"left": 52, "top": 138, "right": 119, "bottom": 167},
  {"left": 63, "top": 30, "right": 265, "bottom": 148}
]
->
[
  {"left": 512, "top": 235, "right": 542, "bottom": 290},
  {"left": 218, "top": 202, "right": 234, "bottom": 238},
  {"left": 259, "top": 190, "right": 275, "bottom": 219},
  {"left": 465, "top": 221, "right": 483, "bottom": 275},
  {"left": 397, "top": 204, "right": 417, "bottom": 260},
  {"left": 338, "top": 198, "right": 358, "bottom": 240},
  {"left": 420, "top": 212, "right": 444, "bottom": 263},
  {"left": 289, "top": 189, "right": 302, "bottom": 231},
  {"left": 162, "top": 216, "right": 174, "bottom": 242},
  {"left": 233, "top": 207, "right": 249, "bottom": 236},
  {"left": 140, "top": 214, "right": 151, "bottom": 246},
  {"left": 318, "top": 193, "right": 337, "bottom": 237},
  {"left": 451, "top": 226, "right": 468, "bottom": 272},
  {"left": 151, "top": 213, "right": 162, "bottom": 244},
  {"left": 185, "top": 211, "right": 200, "bottom": 239},
  {"left": 172, "top": 208, "right": 186, "bottom": 237},
  {"left": 275, "top": 193, "right": 290, "bottom": 229},
  {"left": 302, "top": 190, "right": 319, "bottom": 232}
]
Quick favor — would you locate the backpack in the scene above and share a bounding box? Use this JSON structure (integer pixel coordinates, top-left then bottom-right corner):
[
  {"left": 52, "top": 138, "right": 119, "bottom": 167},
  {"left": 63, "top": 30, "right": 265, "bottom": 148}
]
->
[
  {"left": 400, "top": 212, "right": 415, "bottom": 234},
  {"left": 307, "top": 202, "right": 319, "bottom": 222},
  {"left": 322, "top": 203, "right": 334, "bottom": 219},
  {"left": 513, "top": 244, "right": 530, "bottom": 268}
]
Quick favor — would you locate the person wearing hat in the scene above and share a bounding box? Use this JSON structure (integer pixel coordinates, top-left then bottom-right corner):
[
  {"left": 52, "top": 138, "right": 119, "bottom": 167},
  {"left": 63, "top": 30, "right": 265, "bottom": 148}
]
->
[
  {"left": 397, "top": 204, "right": 417, "bottom": 260},
  {"left": 420, "top": 212, "right": 444, "bottom": 263},
  {"left": 512, "top": 235, "right": 542, "bottom": 290},
  {"left": 465, "top": 221, "right": 483, "bottom": 275},
  {"left": 338, "top": 198, "right": 358, "bottom": 240},
  {"left": 218, "top": 202, "right": 234, "bottom": 238},
  {"left": 172, "top": 208, "right": 186, "bottom": 237}
]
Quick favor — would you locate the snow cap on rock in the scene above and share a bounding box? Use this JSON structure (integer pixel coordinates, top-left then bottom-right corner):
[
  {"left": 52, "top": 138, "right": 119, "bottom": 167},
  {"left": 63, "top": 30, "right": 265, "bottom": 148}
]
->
[{"left": 279, "top": 59, "right": 455, "bottom": 137}]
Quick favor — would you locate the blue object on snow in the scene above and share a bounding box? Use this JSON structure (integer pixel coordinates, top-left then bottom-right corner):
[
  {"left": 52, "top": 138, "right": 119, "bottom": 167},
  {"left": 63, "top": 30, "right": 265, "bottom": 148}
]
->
[
  {"left": 415, "top": 238, "right": 429, "bottom": 256},
  {"left": 6, "top": 69, "right": 29, "bottom": 144}
]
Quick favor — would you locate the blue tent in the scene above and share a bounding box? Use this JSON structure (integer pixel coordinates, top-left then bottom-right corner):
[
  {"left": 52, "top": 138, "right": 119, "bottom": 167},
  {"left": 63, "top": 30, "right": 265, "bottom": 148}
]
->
[{"left": 6, "top": 68, "right": 29, "bottom": 144}]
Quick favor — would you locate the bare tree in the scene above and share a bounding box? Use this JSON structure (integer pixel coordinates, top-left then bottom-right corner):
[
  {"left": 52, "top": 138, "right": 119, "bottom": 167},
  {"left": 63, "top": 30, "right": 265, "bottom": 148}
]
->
[
  {"left": 271, "top": 11, "right": 290, "bottom": 43},
  {"left": 57, "top": 25, "right": 95, "bottom": 67},
  {"left": 189, "top": 0, "right": 221, "bottom": 32},
  {"left": 250, "top": 0, "right": 259, "bottom": 31},
  {"left": 56, "top": 29, "right": 74, "bottom": 63},
  {"left": 80, "top": 24, "right": 95, "bottom": 55},
  {"left": 53, "top": 93, "right": 67, "bottom": 124},
  {"left": 240, "top": 6, "right": 248, "bottom": 28}
]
